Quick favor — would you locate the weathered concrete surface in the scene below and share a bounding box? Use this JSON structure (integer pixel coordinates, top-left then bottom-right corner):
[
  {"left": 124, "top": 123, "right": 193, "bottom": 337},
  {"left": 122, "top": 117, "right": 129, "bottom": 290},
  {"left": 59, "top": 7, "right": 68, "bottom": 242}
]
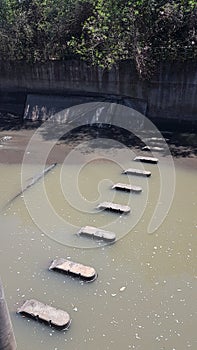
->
[
  {"left": 134, "top": 156, "right": 158, "bottom": 164},
  {"left": 0, "top": 60, "right": 197, "bottom": 128},
  {"left": 78, "top": 226, "right": 116, "bottom": 242},
  {"left": 112, "top": 183, "right": 142, "bottom": 193},
  {"left": 17, "top": 299, "right": 71, "bottom": 329},
  {"left": 144, "top": 137, "right": 169, "bottom": 143},
  {"left": 142, "top": 146, "right": 165, "bottom": 152},
  {"left": 23, "top": 93, "right": 147, "bottom": 121},
  {"left": 97, "top": 202, "right": 131, "bottom": 214},
  {"left": 0, "top": 279, "right": 17, "bottom": 350},
  {"left": 49, "top": 258, "right": 97, "bottom": 281},
  {"left": 123, "top": 168, "right": 151, "bottom": 177}
]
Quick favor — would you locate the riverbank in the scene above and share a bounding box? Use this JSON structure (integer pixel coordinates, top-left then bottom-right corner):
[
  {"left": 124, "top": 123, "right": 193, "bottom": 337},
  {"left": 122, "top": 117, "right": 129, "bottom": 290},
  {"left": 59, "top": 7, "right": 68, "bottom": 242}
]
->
[{"left": 0, "top": 118, "right": 196, "bottom": 170}]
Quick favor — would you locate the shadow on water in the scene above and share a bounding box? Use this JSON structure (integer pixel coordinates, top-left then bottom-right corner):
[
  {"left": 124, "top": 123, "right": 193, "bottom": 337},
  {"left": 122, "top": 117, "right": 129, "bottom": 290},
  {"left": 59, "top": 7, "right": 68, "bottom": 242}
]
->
[
  {"left": 39, "top": 122, "right": 197, "bottom": 158},
  {"left": 0, "top": 112, "right": 197, "bottom": 158},
  {"left": 0, "top": 112, "right": 23, "bottom": 130}
]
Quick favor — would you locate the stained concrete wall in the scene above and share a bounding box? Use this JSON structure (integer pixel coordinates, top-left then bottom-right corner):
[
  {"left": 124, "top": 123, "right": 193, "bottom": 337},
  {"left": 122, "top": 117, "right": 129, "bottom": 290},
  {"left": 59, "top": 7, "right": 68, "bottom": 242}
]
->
[{"left": 0, "top": 59, "right": 196, "bottom": 127}]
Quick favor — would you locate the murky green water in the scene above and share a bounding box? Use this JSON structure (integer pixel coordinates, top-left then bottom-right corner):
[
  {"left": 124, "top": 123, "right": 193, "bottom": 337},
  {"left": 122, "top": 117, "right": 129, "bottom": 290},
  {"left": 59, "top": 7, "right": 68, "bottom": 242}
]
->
[{"left": 0, "top": 143, "right": 196, "bottom": 350}]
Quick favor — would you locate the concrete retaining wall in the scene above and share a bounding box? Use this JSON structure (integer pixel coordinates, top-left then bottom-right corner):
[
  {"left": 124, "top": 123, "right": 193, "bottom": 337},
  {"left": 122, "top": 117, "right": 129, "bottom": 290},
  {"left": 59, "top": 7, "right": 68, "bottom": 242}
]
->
[{"left": 0, "top": 59, "right": 196, "bottom": 127}]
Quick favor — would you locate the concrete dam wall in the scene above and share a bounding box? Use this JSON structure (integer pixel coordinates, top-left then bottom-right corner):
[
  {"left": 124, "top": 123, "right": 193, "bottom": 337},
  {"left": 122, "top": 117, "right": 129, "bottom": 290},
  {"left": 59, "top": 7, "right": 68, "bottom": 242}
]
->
[{"left": 0, "top": 59, "right": 196, "bottom": 128}]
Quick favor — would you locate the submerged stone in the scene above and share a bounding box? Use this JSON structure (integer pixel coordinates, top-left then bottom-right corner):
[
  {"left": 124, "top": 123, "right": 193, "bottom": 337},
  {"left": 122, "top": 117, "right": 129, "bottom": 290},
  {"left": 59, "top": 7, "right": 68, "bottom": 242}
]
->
[
  {"left": 49, "top": 258, "right": 97, "bottom": 281},
  {"left": 97, "top": 201, "right": 131, "bottom": 214},
  {"left": 134, "top": 156, "right": 158, "bottom": 164},
  {"left": 17, "top": 299, "right": 71, "bottom": 329},
  {"left": 123, "top": 168, "right": 151, "bottom": 177},
  {"left": 78, "top": 225, "right": 116, "bottom": 242},
  {"left": 112, "top": 183, "right": 142, "bottom": 193},
  {"left": 142, "top": 146, "right": 164, "bottom": 152}
]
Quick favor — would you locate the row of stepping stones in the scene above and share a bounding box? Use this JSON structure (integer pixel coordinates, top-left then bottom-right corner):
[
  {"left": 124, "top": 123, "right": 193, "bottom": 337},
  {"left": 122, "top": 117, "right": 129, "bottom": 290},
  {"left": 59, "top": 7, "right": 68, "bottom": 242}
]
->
[{"left": 17, "top": 137, "right": 164, "bottom": 331}]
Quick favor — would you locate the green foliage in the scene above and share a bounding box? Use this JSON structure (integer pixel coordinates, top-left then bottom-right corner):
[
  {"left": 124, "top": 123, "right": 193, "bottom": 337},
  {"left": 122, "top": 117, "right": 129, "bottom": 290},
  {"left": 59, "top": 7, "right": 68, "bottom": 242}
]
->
[
  {"left": 0, "top": 0, "right": 196, "bottom": 79},
  {"left": 0, "top": 0, "right": 93, "bottom": 61},
  {"left": 71, "top": 0, "right": 197, "bottom": 78},
  {"left": 70, "top": 0, "right": 130, "bottom": 67}
]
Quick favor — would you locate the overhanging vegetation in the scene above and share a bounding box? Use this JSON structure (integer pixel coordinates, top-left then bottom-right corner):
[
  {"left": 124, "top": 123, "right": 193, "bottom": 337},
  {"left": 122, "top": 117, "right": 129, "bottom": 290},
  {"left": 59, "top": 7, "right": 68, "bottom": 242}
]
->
[{"left": 0, "top": 0, "right": 196, "bottom": 79}]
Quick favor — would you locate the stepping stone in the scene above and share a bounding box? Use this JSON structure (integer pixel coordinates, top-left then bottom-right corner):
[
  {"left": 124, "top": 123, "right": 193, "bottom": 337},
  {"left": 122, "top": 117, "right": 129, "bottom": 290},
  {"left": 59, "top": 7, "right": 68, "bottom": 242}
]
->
[
  {"left": 97, "top": 201, "right": 130, "bottom": 214},
  {"left": 49, "top": 258, "right": 97, "bottom": 281},
  {"left": 134, "top": 156, "right": 158, "bottom": 164},
  {"left": 78, "top": 226, "right": 116, "bottom": 242},
  {"left": 123, "top": 168, "right": 151, "bottom": 177},
  {"left": 112, "top": 183, "right": 142, "bottom": 193},
  {"left": 142, "top": 146, "right": 164, "bottom": 152},
  {"left": 0, "top": 136, "right": 12, "bottom": 143},
  {"left": 17, "top": 299, "right": 71, "bottom": 329},
  {"left": 147, "top": 142, "right": 167, "bottom": 147},
  {"left": 144, "top": 137, "right": 169, "bottom": 143}
]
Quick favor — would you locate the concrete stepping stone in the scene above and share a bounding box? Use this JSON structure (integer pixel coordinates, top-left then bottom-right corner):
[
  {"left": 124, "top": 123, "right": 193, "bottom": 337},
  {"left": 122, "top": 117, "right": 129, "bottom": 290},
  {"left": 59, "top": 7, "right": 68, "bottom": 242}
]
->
[
  {"left": 144, "top": 137, "right": 169, "bottom": 143},
  {"left": 112, "top": 183, "right": 142, "bottom": 193},
  {"left": 142, "top": 146, "right": 164, "bottom": 152},
  {"left": 97, "top": 201, "right": 130, "bottom": 214},
  {"left": 17, "top": 299, "right": 71, "bottom": 329},
  {"left": 78, "top": 225, "right": 116, "bottom": 242},
  {"left": 123, "top": 168, "right": 151, "bottom": 177},
  {"left": 49, "top": 258, "right": 97, "bottom": 282},
  {"left": 134, "top": 156, "right": 158, "bottom": 164}
]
